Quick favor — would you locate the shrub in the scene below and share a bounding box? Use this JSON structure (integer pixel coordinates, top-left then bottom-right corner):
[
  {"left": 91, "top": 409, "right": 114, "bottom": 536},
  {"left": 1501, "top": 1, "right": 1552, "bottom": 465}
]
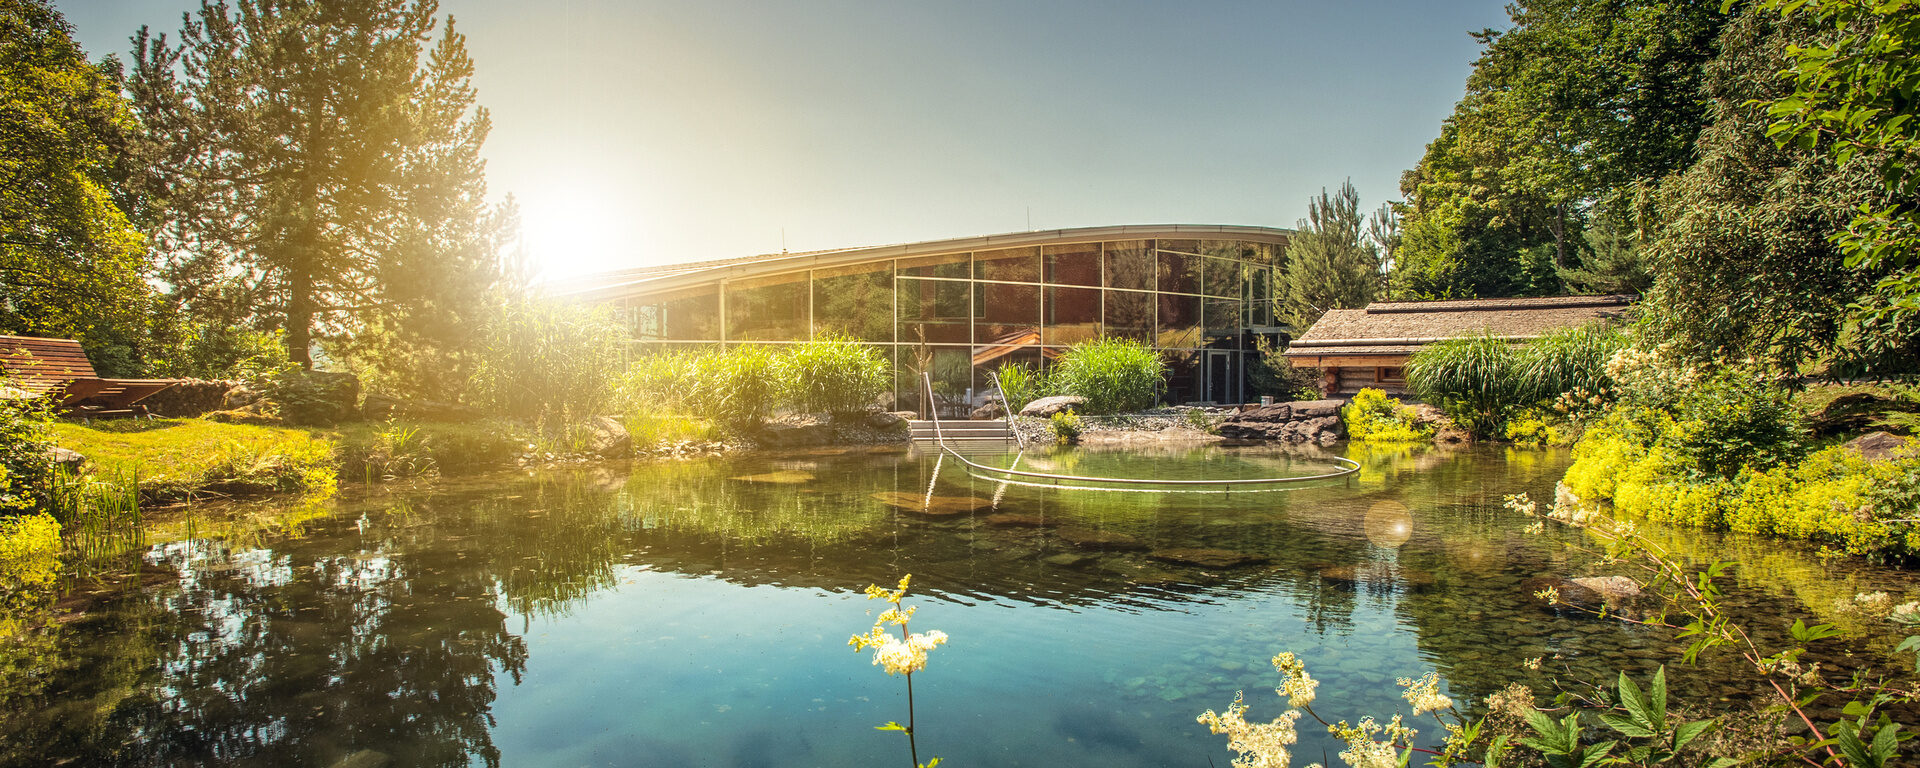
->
[
  {"left": 1249, "top": 336, "right": 1323, "bottom": 401},
  {"left": 782, "top": 335, "right": 889, "bottom": 415},
  {"left": 1668, "top": 372, "right": 1808, "bottom": 479},
  {"left": 471, "top": 300, "right": 626, "bottom": 423},
  {"left": 1341, "top": 388, "right": 1432, "bottom": 443},
  {"left": 1504, "top": 408, "right": 1574, "bottom": 446},
  {"left": 1051, "top": 338, "right": 1166, "bottom": 414},
  {"left": 0, "top": 512, "right": 60, "bottom": 611},
  {"left": 0, "top": 394, "right": 54, "bottom": 515},
  {"left": 1049, "top": 410, "right": 1083, "bottom": 445},
  {"left": 692, "top": 345, "right": 783, "bottom": 429}
]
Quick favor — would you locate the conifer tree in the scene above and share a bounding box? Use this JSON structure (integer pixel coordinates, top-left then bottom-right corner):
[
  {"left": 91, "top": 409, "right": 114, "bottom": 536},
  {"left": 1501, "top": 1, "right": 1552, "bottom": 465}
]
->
[
  {"left": 1279, "top": 181, "right": 1380, "bottom": 330},
  {"left": 129, "top": 0, "right": 513, "bottom": 380}
]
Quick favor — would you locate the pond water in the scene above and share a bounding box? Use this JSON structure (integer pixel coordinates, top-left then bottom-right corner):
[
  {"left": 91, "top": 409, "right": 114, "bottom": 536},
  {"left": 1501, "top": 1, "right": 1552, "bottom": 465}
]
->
[{"left": 4, "top": 442, "right": 1918, "bottom": 767}]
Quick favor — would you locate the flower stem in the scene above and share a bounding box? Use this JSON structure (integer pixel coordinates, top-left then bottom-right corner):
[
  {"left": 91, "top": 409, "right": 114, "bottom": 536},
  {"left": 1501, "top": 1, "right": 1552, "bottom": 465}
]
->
[{"left": 906, "top": 670, "right": 920, "bottom": 768}]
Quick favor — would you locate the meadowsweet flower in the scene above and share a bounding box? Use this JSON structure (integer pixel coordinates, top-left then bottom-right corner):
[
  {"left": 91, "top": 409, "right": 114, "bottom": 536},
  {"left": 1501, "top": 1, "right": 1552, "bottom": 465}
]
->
[
  {"left": 1270, "top": 652, "right": 1318, "bottom": 708},
  {"left": 1837, "top": 591, "right": 1894, "bottom": 616},
  {"left": 1486, "top": 683, "right": 1535, "bottom": 720},
  {"left": 1396, "top": 672, "right": 1452, "bottom": 715},
  {"left": 1197, "top": 692, "right": 1302, "bottom": 768},
  {"left": 1892, "top": 601, "right": 1920, "bottom": 624},
  {"left": 868, "top": 630, "right": 948, "bottom": 676},
  {"left": 1521, "top": 656, "right": 1542, "bottom": 671},
  {"left": 1329, "top": 716, "right": 1414, "bottom": 768},
  {"left": 1502, "top": 493, "right": 1538, "bottom": 517}
]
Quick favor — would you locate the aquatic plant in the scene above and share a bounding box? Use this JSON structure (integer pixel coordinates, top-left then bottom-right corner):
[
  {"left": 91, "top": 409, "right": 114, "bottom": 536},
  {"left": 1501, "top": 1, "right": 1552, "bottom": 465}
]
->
[
  {"left": 471, "top": 299, "right": 627, "bottom": 422},
  {"left": 1051, "top": 337, "right": 1166, "bottom": 413},
  {"left": 993, "top": 362, "right": 1053, "bottom": 415},
  {"left": 1409, "top": 327, "right": 1628, "bottom": 439},
  {"left": 850, "top": 574, "right": 946, "bottom": 768}
]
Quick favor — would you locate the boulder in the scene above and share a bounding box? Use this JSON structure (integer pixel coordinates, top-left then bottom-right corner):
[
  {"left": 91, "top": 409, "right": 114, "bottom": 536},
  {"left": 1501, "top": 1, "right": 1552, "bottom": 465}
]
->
[
  {"left": 1056, "top": 527, "right": 1149, "bottom": 551},
  {"left": 1845, "top": 431, "right": 1913, "bottom": 462},
  {"left": 1217, "top": 399, "right": 1346, "bottom": 443},
  {"left": 204, "top": 405, "right": 280, "bottom": 425},
  {"left": 47, "top": 447, "right": 85, "bottom": 473},
  {"left": 970, "top": 401, "right": 1006, "bottom": 420},
  {"left": 1570, "top": 576, "right": 1641, "bottom": 603},
  {"left": 1289, "top": 399, "right": 1344, "bottom": 419},
  {"left": 141, "top": 379, "right": 236, "bottom": 418},
  {"left": 1020, "top": 395, "right": 1086, "bottom": 418},
  {"left": 866, "top": 410, "right": 910, "bottom": 431},
  {"left": 581, "top": 415, "right": 633, "bottom": 457},
  {"left": 756, "top": 417, "right": 833, "bottom": 448},
  {"left": 269, "top": 370, "right": 360, "bottom": 426},
  {"left": 223, "top": 385, "right": 266, "bottom": 409}
]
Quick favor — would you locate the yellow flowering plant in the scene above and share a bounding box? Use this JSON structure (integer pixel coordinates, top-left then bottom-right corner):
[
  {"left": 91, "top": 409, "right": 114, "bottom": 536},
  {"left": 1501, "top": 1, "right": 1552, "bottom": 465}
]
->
[{"left": 849, "top": 574, "right": 947, "bottom": 768}]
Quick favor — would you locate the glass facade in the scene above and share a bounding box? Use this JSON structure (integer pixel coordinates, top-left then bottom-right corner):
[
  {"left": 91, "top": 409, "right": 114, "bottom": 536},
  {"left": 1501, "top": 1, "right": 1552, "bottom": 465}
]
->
[{"left": 608, "top": 233, "right": 1287, "bottom": 408}]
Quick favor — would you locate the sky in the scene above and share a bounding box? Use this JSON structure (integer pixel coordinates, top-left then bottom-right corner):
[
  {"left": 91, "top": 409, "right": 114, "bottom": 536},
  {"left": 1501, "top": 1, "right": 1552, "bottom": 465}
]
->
[{"left": 61, "top": 0, "right": 1512, "bottom": 280}]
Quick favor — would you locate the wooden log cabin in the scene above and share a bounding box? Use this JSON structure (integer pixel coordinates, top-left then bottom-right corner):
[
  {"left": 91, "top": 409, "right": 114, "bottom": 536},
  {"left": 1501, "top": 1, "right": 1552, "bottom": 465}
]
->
[{"left": 1282, "top": 295, "right": 1634, "bottom": 397}]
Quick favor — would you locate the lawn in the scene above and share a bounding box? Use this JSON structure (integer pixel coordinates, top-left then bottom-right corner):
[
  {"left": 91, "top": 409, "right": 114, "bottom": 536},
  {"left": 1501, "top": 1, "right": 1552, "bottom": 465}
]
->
[{"left": 53, "top": 419, "right": 337, "bottom": 500}]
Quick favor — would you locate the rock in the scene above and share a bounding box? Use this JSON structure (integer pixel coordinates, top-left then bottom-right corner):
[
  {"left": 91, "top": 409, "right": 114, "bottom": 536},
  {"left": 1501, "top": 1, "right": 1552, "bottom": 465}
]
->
[
  {"left": 582, "top": 415, "right": 633, "bottom": 457},
  {"left": 756, "top": 416, "right": 833, "bottom": 447},
  {"left": 1812, "top": 392, "right": 1920, "bottom": 437},
  {"left": 1290, "top": 399, "right": 1344, "bottom": 419},
  {"left": 970, "top": 401, "right": 1006, "bottom": 420},
  {"left": 1056, "top": 527, "right": 1149, "bottom": 551},
  {"left": 46, "top": 447, "right": 85, "bottom": 472},
  {"left": 204, "top": 405, "right": 280, "bottom": 425},
  {"left": 222, "top": 385, "right": 265, "bottom": 409},
  {"left": 866, "top": 410, "right": 909, "bottom": 431},
  {"left": 140, "top": 378, "right": 236, "bottom": 418},
  {"left": 1570, "top": 576, "right": 1641, "bottom": 602},
  {"left": 1146, "top": 548, "right": 1270, "bottom": 568},
  {"left": 1043, "top": 553, "right": 1091, "bottom": 567},
  {"left": 983, "top": 512, "right": 1053, "bottom": 528},
  {"left": 1217, "top": 399, "right": 1347, "bottom": 443},
  {"left": 1020, "top": 395, "right": 1086, "bottom": 418},
  {"left": 361, "top": 391, "right": 403, "bottom": 419},
  {"left": 1845, "top": 431, "right": 1913, "bottom": 462},
  {"left": 870, "top": 491, "right": 993, "bottom": 516}
]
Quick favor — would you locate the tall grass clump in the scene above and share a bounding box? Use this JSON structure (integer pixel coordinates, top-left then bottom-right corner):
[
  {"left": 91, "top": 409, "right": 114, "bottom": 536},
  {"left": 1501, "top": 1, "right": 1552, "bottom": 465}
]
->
[
  {"left": 1052, "top": 337, "right": 1166, "bottom": 414},
  {"left": 993, "top": 362, "right": 1053, "bottom": 414},
  {"left": 692, "top": 345, "right": 784, "bottom": 429},
  {"left": 1408, "top": 326, "right": 1628, "bottom": 439},
  {"left": 618, "top": 350, "right": 705, "bottom": 415},
  {"left": 471, "top": 299, "right": 626, "bottom": 424},
  {"left": 782, "top": 335, "right": 890, "bottom": 415}
]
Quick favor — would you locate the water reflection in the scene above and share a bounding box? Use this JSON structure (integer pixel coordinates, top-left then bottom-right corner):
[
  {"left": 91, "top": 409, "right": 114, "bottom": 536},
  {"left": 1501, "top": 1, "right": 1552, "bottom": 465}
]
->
[{"left": 2, "top": 444, "right": 1917, "bottom": 766}]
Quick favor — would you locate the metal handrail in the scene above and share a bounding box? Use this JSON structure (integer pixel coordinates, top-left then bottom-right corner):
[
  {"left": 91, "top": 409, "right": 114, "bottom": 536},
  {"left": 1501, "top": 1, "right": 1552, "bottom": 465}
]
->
[
  {"left": 920, "top": 372, "right": 1359, "bottom": 487},
  {"left": 988, "top": 368, "right": 1018, "bottom": 444}
]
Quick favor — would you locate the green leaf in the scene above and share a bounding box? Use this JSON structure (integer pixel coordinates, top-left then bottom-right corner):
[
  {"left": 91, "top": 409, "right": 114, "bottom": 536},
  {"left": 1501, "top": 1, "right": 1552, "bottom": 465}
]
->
[
  {"left": 1788, "top": 618, "right": 1843, "bottom": 643},
  {"left": 1673, "top": 719, "right": 1717, "bottom": 752},
  {"left": 1600, "top": 712, "right": 1655, "bottom": 739},
  {"left": 1484, "top": 735, "right": 1510, "bottom": 768},
  {"left": 1648, "top": 666, "right": 1668, "bottom": 725},
  {"left": 875, "top": 722, "right": 907, "bottom": 732}
]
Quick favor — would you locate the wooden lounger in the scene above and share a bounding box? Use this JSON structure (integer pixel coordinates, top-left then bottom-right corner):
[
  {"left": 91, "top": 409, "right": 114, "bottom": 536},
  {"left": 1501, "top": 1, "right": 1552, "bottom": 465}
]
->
[{"left": 0, "top": 335, "right": 179, "bottom": 417}]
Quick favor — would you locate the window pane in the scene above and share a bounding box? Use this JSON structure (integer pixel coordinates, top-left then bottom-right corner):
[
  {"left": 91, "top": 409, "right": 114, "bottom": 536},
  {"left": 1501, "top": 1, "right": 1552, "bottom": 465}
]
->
[
  {"left": 974, "top": 246, "right": 1040, "bottom": 283},
  {"left": 1247, "top": 267, "right": 1274, "bottom": 326},
  {"left": 900, "top": 252, "right": 969, "bottom": 279},
  {"left": 1205, "top": 298, "right": 1242, "bottom": 333},
  {"left": 1104, "top": 240, "right": 1154, "bottom": 291},
  {"left": 1158, "top": 238, "right": 1201, "bottom": 255},
  {"left": 1165, "top": 349, "right": 1199, "bottom": 404},
  {"left": 1044, "top": 286, "right": 1100, "bottom": 347},
  {"left": 637, "top": 286, "right": 719, "bottom": 341},
  {"left": 813, "top": 263, "right": 895, "bottom": 343},
  {"left": 1202, "top": 257, "right": 1242, "bottom": 298},
  {"left": 1158, "top": 249, "right": 1198, "bottom": 295},
  {"left": 977, "top": 346, "right": 1043, "bottom": 395},
  {"left": 1103, "top": 289, "right": 1153, "bottom": 342},
  {"left": 974, "top": 282, "right": 1039, "bottom": 344},
  {"left": 1158, "top": 293, "right": 1202, "bottom": 348},
  {"left": 897, "top": 278, "right": 970, "bottom": 344},
  {"left": 725, "top": 274, "right": 808, "bottom": 341},
  {"left": 1043, "top": 242, "right": 1101, "bottom": 286}
]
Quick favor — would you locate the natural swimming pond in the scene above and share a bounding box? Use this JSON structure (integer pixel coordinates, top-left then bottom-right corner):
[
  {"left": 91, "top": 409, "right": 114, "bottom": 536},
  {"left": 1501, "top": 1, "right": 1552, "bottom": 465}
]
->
[{"left": 4, "top": 443, "right": 1918, "bottom": 767}]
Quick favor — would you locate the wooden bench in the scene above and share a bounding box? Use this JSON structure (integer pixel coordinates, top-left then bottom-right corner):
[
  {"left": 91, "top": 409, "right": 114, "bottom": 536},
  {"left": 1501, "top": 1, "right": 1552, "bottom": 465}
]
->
[{"left": 0, "top": 335, "right": 178, "bottom": 418}]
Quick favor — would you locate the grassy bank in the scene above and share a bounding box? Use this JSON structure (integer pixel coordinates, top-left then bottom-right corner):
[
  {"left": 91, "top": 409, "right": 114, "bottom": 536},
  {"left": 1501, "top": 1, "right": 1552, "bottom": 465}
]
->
[{"left": 53, "top": 419, "right": 337, "bottom": 501}]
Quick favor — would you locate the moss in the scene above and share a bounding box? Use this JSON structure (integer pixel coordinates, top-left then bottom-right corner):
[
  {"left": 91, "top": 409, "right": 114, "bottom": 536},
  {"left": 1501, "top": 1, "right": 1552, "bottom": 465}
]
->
[{"left": 53, "top": 419, "right": 337, "bottom": 500}]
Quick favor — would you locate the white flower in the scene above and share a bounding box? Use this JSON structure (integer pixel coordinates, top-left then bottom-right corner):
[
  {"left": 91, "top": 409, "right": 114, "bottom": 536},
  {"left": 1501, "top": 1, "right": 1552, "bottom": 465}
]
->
[
  {"left": 869, "top": 629, "right": 947, "bottom": 676},
  {"left": 1198, "top": 693, "right": 1302, "bottom": 768},
  {"left": 1397, "top": 672, "right": 1453, "bottom": 715}
]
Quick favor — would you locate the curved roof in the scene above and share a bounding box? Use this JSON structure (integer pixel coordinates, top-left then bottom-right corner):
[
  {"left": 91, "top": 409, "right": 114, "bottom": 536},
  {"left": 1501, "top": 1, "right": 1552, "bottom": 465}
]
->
[{"left": 552, "top": 224, "right": 1293, "bottom": 302}]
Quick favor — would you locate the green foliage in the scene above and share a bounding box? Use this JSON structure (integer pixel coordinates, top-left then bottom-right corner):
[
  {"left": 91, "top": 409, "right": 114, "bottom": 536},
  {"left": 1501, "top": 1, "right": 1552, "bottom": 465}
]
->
[
  {"left": 1504, "top": 409, "right": 1574, "bottom": 446},
  {"left": 1051, "top": 338, "right": 1166, "bottom": 414},
  {"left": 0, "top": 394, "right": 54, "bottom": 515},
  {"left": 1665, "top": 372, "right": 1808, "bottom": 479},
  {"left": 1278, "top": 180, "right": 1380, "bottom": 329},
  {"left": 1048, "top": 410, "right": 1083, "bottom": 445},
  {"left": 1761, "top": 0, "right": 1920, "bottom": 343},
  {"left": 1393, "top": 0, "right": 1728, "bottom": 299},
  {"left": 471, "top": 300, "right": 626, "bottom": 423},
  {"left": 1342, "top": 388, "right": 1432, "bottom": 443},
  {"left": 692, "top": 345, "right": 783, "bottom": 429},
  {"left": 0, "top": 0, "right": 157, "bottom": 377},
  {"left": 0, "top": 511, "right": 59, "bottom": 612},
  {"left": 1410, "top": 327, "right": 1627, "bottom": 439},
  {"left": 1248, "top": 336, "right": 1323, "bottom": 401},
  {"left": 993, "top": 362, "right": 1054, "bottom": 415},
  {"left": 782, "top": 335, "right": 889, "bottom": 415},
  {"left": 129, "top": 0, "right": 516, "bottom": 370},
  {"left": 260, "top": 368, "right": 360, "bottom": 426}
]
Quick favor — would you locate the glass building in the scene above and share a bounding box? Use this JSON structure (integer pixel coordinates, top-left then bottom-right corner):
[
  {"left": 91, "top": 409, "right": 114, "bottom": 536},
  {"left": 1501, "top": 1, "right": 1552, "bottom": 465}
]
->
[{"left": 562, "top": 225, "right": 1293, "bottom": 411}]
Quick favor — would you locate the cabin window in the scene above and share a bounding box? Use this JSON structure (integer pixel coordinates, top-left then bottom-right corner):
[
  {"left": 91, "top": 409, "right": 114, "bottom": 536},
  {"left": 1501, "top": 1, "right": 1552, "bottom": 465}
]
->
[{"left": 1377, "top": 366, "right": 1406, "bottom": 385}]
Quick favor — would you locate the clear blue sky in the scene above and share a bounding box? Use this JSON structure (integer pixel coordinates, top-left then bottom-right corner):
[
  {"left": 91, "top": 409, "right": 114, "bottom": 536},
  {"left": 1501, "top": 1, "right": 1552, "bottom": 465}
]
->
[{"left": 61, "top": 0, "right": 1511, "bottom": 279}]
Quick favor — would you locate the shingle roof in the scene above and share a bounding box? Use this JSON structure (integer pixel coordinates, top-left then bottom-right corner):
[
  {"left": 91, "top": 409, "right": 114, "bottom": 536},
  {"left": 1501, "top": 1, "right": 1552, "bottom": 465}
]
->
[{"left": 1284, "top": 295, "right": 1634, "bottom": 357}]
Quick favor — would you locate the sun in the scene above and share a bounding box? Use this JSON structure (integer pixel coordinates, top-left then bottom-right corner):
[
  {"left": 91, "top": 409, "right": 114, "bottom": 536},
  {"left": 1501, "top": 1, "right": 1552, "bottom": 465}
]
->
[{"left": 517, "top": 180, "right": 639, "bottom": 282}]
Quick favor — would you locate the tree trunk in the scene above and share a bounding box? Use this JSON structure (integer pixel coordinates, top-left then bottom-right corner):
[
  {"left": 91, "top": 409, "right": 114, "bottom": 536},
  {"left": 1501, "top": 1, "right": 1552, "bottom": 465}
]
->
[{"left": 288, "top": 260, "right": 314, "bottom": 370}]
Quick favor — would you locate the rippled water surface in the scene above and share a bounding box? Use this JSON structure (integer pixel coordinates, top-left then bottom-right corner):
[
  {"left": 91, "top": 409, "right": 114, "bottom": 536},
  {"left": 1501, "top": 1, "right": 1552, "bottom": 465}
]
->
[{"left": 5, "top": 442, "right": 1918, "bottom": 767}]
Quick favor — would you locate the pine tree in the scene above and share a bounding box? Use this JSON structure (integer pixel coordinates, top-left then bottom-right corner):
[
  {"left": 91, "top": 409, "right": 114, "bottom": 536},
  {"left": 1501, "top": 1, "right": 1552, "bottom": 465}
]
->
[
  {"left": 129, "top": 0, "right": 512, "bottom": 379},
  {"left": 1279, "top": 181, "right": 1381, "bottom": 330}
]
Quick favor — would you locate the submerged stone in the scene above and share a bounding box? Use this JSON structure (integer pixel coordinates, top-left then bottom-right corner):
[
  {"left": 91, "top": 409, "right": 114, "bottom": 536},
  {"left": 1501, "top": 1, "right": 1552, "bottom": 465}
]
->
[
  {"left": 1056, "top": 528, "right": 1148, "bottom": 551},
  {"left": 1043, "top": 553, "right": 1091, "bottom": 567},
  {"left": 983, "top": 513, "right": 1052, "bottom": 528},
  {"left": 869, "top": 491, "right": 992, "bottom": 515},
  {"left": 1146, "top": 548, "right": 1270, "bottom": 568},
  {"left": 730, "top": 471, "right": 815, "bottom": 484}
]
